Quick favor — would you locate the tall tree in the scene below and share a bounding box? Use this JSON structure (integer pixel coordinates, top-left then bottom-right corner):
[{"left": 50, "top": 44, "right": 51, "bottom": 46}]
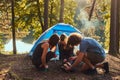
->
[
  {"left": 36, "top": 0, "right": 44, "bottom": 29},
  {"left": 43, "top": 0, "right": 49, "bottom": 32},
  {"left": 117, "top": 0, "right": 120, "bottom": 54},
  {"left": 49, "top": 0, "right": 54, "bottom": 26},
  {"left": 59, "top": 0, "right": 64, "bottom": 22},
  {"left": 118, "top": 0, "right": 120, "bottom": 53},
  {"left": 109, "top": 0, "right": 119, "bottom": 55},
  {"left": 11, "top": 0, "right": 17, "bottom": 54}
]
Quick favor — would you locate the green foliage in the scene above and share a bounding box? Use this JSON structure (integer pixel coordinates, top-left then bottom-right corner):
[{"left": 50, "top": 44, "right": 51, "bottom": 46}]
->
[
  {"left": 15, "top": 0, "right": 38, "bottom": 30},
  {"left": 64, "top": 0, "right": 77, "bottom": 25},
  {"left": 104, "top": 18, "right": 110, "bottom": 50},
  {"left": 13, "top": 0, "right": 77, "bottom": 39},
  {"left": 0, "top": 0, "right": 111, "bottom": 49},
  {"left": 95, "top": 0, "right": 111, "bottom": 50},
  {"left": 96, "top": 0, "right": 111, "bottom": 23},
  {"left": 96, "top": 0, "right": 110, "bottom": 49},
  {"left": 0, "top": 0, "right": 77, "bottom": 40},
  {"left": 14, "top": 0, "right": 43, "bottom": 39}
]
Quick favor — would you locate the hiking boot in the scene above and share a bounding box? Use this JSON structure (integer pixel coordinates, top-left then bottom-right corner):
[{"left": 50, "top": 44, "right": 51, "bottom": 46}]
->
[{"left": 103, "top": 62, "right": 109, "bottom": 74}]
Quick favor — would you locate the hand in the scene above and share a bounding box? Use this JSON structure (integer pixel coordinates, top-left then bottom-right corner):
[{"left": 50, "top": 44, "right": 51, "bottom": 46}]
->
[
  {"left": 63, "top": 62, "right": 72, "bottom": 70},
  {"left": 69, "top": 56, "right": 77, "bottom": 60}
]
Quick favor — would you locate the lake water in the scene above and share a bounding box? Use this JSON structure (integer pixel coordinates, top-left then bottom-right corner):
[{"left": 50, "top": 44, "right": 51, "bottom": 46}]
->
[{"left": 4, "top": 39, "right": 34, "bottom": 53}]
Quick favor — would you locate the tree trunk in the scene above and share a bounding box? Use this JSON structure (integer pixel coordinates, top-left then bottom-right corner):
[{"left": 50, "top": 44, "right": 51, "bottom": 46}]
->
[
  {"left": 36, "top": 0, "right": 44, "bottom": 30},
  {"left": 43, "top": 0, "right": 49, "bottom": 32},
  {"left": 118, "top": 0, "right": 120, "bottom": 54},
  {"left": 88, "top": 0, "right": 96, "bottom": 21},
  {"left": 11, "top": 0, "right": 17, "bottom": 54},
  {"left": 109, "top": 0, "right": 119, "bottom": 55},
  {"left": 59, "top": 0, "right": 64, "bottom": 23},
  {"left": 49, "top": 1, "right": 53, "bottom": 27}
]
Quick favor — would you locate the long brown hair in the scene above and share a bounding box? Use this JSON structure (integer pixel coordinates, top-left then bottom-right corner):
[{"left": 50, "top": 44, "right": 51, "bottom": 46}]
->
[{"left": 48, "top": 34, "right": 59, "bottom": 47}]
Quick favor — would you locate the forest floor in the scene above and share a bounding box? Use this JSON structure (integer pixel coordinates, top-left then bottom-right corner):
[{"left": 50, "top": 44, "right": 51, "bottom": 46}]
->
[{"left": 0, "top": 53, "right": 120, "bottom": 80}]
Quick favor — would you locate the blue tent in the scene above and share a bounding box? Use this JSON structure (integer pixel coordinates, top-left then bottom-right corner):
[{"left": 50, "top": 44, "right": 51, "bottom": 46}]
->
[{"left": 29, "top": 23, "right": 81, "bottom": 56}]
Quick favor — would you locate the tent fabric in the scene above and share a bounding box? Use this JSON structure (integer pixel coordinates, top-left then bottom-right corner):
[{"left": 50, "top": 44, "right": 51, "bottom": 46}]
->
[{"left": 29, "top": 23, "right": 81, "bottom": 56}]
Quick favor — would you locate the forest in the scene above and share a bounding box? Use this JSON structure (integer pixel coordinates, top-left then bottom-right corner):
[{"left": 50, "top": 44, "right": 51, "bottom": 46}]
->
[
  {"left": 0, "top": 0, "right": 119, "bottom": 54},
  {"left": 0, "top": 0, "right": 120, "bottom": 80}
]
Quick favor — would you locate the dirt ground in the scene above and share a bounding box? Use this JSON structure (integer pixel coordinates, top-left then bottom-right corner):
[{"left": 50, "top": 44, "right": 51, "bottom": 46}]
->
[{"left": 0, "top": 53, "right": 120, "bottom": 80}]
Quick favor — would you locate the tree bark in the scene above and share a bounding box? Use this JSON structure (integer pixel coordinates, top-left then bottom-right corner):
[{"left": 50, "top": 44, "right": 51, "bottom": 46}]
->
[
  {"left": 36, "top": 0, "right": 44, "bottom": 30},
  {"left": 117, "top": 0, "right": 120, "bottom": 54},
  {"left": 59, "top": 0, "right": 64, "bottom": 23},
  {"left": 88, "top": 0, "right": 96, "bottom": 21},
  {"left": 11, "top": 0, "right": 17, "bottom": 54},
  {"left": 43, "top": 0, "right": 49, "bottom": 32},
  {"left": 49, "top": 1, "right": 53, "bottom": 27},
  {"left": 109, "top": 0, "right": 119, "bottom": 55}
]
